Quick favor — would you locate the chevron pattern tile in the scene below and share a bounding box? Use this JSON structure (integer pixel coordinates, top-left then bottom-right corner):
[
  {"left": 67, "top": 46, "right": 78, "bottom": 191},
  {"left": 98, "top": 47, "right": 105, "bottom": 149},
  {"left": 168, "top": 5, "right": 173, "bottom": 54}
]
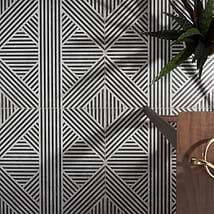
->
[{"left": 0, "top": 0, "right": 213, "bottom": 214}]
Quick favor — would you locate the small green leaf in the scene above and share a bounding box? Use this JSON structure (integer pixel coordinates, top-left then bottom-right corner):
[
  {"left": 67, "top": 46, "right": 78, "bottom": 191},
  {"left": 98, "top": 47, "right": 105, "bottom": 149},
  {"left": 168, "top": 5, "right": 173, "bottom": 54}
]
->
[
  {"left": 142, "top": 30, "right": 184, "bottom": 40},
  {"left": 199, "top": 0, "right": 214, "bottom": 35},
  {"left": 164, "top": 12, "right": 192, "bottom": 30},
  {"left": 177, "top": 27, "right": 202, "bottom": 41},
  {"left": 154, "top": 47, "right": 194, "bottom": 81}
]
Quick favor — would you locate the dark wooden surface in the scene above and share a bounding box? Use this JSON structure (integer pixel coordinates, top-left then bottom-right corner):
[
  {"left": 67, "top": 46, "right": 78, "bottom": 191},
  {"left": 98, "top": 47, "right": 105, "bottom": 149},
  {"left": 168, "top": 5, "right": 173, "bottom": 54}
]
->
[{"left": 177, "top": 112, "right": 214, "bottom": 214}]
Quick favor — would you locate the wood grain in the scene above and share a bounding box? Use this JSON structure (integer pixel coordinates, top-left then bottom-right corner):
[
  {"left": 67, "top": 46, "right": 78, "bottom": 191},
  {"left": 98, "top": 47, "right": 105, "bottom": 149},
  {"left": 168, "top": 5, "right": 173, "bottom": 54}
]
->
[{"left": 177, "top": 112, "right": 214, "bottom": 214}]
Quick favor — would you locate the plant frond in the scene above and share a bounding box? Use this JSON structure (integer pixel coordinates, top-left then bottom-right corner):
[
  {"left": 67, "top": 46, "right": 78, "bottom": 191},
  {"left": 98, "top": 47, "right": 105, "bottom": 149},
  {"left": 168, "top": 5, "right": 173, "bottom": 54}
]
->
[
  {"left": 142, "top": 30, "right": 184, "bottom": 40},
  {"left": 177, "top": 27, "right": 202, "bottom": 41},
  {"left": 199, "top": 0, "right": 214, "bottom": 36},
  {"left": 154, "top": 47, "right": 195, "bottom": 81},
  {"left": 164, "top": 12, "right": 192, "bottom": 30}
]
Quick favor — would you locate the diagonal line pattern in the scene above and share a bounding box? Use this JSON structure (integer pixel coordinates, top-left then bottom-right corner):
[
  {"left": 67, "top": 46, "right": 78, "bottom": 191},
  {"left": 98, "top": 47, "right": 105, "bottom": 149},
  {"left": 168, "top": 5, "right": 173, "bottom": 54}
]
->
[
  {"left": 63, "top": 166, "right": 106, "bottom": 214},
  {"left": 63, "top": 56, "right": 147, "bottom": 109},
  {"left": 105, "top": 109, "right": 147, "bottom": 159},
  {"left": 63, "top": 108, "right": 105, "bottom": 160},
  {"left": 0, "top": 197, "right": 17, "bottom": 214},
  {"left": 0, "top": 109, "right": 39, "bottom": 157},
  {"left": 22, "top": 13, "right": 39, "bottom": 44},
  {"left": 0, "top": 91, "right": 18, "bottom": 125},
  {"left": 23, "top": 172, "right": 40, "bottom": 203},
  {"left": 0, "top": 0, "right": 37, "bottom": 48},
  {"left": 62, "top": 12, "right": 79, "bottom": 44},
  {"left": 63, "top": 57, "right": 105, "bottom": 108},
  {"left": 62, "top": 63, "right": 79, "bottom": 95},
  {"left": 173, "top": 58, "right": 214, "bottom": 108},
  {"left": 0, "top": 0, "right": 16, "bottom": 16},
  {"left": 62, "top": 0, "right": 105, "bottom": 49},
  {"left": 0, "top": 59, "right": 38, "bottom": 108},
  {"left": 105, "top": 0, "right": 148, "bottom": 49},
  {"left": 22, "top": 64, "right": 39, "bottom": 95},
  {"left": 0, "top": 168, "right": 39, "bottom": 214},
  {"left": 105, "top": 56, "right": 147, "bottom": 107},
  {"left": 0, "top": 0, "right": 181, "bottom": 213},
  {"left": 63, "top": 172, "right": 79, "bottom": 203},
  {"left": 106, "top": 166, "right": 148, "bottom": 214}
]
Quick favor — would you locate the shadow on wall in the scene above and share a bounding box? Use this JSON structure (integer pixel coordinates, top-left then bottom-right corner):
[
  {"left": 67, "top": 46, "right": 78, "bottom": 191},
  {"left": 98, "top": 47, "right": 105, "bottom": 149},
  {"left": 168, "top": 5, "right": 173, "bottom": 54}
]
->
[{"left": 63, "top": 108, "right": 150, "bottom": 212}]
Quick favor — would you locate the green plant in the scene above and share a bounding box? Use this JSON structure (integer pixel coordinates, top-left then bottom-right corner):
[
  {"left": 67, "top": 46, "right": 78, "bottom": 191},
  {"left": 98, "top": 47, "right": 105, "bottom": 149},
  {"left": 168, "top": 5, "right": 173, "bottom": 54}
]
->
[{"left": 144, "top": 0, "right": 214, "bottom": 82}]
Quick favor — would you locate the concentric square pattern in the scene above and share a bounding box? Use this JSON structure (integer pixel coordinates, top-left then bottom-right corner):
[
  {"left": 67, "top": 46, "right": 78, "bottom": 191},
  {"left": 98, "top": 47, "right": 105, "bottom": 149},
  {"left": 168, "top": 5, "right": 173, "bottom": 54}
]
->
[{"left": 0, "top": 0, "right": 213, "bottom": 213}]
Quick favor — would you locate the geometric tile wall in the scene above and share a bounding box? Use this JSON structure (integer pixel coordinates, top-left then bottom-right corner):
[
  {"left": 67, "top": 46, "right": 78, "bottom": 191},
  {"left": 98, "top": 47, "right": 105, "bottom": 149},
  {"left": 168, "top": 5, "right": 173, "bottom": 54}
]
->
[{"left": 0, "top": 0, "right": 213, "bottom": 213}]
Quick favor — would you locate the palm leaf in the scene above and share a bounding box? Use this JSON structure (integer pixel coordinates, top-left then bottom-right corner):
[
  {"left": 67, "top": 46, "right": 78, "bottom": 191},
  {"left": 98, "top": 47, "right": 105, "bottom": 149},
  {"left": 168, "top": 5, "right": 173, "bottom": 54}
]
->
[
  {"left": 193, "top": 0, "right": 203, "bottom": 22},
  {"left": 198, "top": 58, "right": 207, "bottom": 77},
  {"left": 193, "top": 40, "right": 209, "bottom": 77},
  {"left": 164, "top": 12, "right": 192, "bottom": 30},
  {"left": 177, "top": 27, "right": 202, "bottom": 41},
  {"left": 209, "top": 42, "right": 214, "bottom": 47},
  {"left": 171, "top": 37, "right": 196, "bottom": 47},
  {"left": 197, "top": 54, "right": 208, "bottom": 77},
  {"left": 142, "top": 30, "right": 184, "bottom": 40},
  {"left": 194, "top": 40, "right": 206, "bottom": 59},
  {"left": 207, "top": 19, "right": 214, "bottom": 42},
  {"left": 192, "top": 0, "right": 204, "bottom": 26},
  {"left": 208, "top": 42, "right": 214, "bottom": 55},
  {"left": 199, "top": 0, "right": 214, "bottom": 35},
  {"left": 154, "top": 47, "right": 195, "bottom": 81}
]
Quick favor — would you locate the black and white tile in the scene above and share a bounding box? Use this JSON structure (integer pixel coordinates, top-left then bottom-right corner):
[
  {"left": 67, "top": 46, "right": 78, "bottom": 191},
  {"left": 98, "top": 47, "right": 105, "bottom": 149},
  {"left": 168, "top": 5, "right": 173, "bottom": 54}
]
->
[{"left": 0, "top": 0, "right": 213, "bottom": 213}]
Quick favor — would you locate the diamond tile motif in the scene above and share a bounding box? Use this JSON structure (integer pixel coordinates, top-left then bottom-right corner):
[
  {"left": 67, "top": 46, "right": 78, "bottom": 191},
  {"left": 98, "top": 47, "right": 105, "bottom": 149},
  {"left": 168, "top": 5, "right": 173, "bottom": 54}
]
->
[
  {"left": 63, "top": 140, "right": 104, "bottom": 186},
  {"left": 62, "top": 28, "right": 103, "bottom": 79},
  {"left": 0, "top": 91, "right": 18, "bottom": 125},
  {"left": 86, "top": 194, "right": 125, "bottom": 214},
  {"left": 84, "top": 86, "right": 128, "bottom": 128},
  {"left": 85, "top": 0, "right": 125, "bottom": 19},
  {"left": 2, "top": 139, "right": 39, "bottom": 186},
  {"left": 2, "top": 0, "right": 213, "bottom": 214},
  {"left": 107, "top": 27, "right": 148, "bottom": 78},
  {"left": 108, "top": 139, "right": 148, "bottom": 187},
  {"left": 0, "top": 29, "right": 38, "bottom": 79}
]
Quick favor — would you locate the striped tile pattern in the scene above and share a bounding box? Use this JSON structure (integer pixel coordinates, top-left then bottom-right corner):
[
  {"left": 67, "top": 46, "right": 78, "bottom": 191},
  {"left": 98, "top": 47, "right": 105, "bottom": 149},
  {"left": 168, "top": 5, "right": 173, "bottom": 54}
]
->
[
  {"left": 62, "top": 29, "right": 103, "bottom": 78},
  {"left": 86, "top": 195, "right": 125, "bottom": 214},
  {"left": 0, "top": 198, "right": 17, "bottom": 214},
  {"left": 0, "top": 91, "right": 18, "bottom": 125},
  {"left": 84, "top": 86, "right": 128, "bottom": 128},
  {"left": 39, "top": 0, "right": 62, "bottom": 213},
  {"left": 1, "top": 0, "right": 213, "bottom": 213},
  {"left": 2, "top": 138, "right": 39, "bottom": 186},
  {"left": 85, "top": 0, "right": 124, "bottom": 19},
  {"left": 63, "top": 140, "right": 104, "bottom": 186},
  {"left": 0, "top": 29, "right": 38, "bottom": 78},
  {"left": 0, "top": 0, "right": 16, "bottom": 15}
]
